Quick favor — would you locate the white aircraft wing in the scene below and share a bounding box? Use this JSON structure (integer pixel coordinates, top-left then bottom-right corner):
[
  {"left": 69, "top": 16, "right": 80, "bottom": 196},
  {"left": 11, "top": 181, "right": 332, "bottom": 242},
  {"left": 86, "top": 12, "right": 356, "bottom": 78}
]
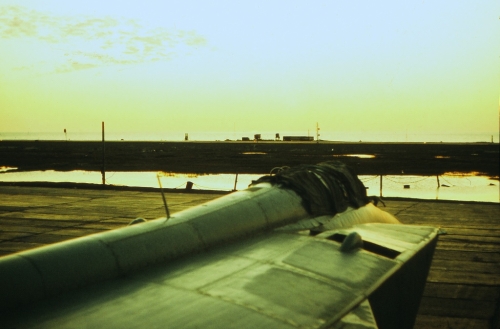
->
[{"left": 3, "top": 221, "right": 437, "bottom": 329}]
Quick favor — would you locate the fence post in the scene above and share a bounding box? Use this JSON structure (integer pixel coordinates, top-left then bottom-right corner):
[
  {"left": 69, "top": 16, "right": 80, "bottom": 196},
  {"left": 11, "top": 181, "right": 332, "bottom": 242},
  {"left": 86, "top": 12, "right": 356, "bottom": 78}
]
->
[{"left": 233, "top": 173, "right": 239, "bottom": 191}]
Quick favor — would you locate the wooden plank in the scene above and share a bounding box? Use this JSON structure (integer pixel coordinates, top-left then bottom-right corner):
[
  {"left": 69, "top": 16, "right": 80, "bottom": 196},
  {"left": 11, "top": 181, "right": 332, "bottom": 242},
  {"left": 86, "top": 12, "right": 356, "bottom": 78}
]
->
[
  {"left": 438, "top": 227, "right": 500, "bottom": 237},
  {"left": 48, "top": 228, "right": 106, "bottom": 236},
  {"left": 0, "top": 225, "right": 54, "bottom": 234},
  {"left": 433, "top": 249, "right": 500, "bottom": 263},
  {"left": 0, "top": 211, "right": 113, "bottom": 221},
  {"left": 94, "top": 218, "right": 137, "bottom": 224},
  {"left": 400, "top": 216, "right": 500, "bottom": 226},
  {"left": 436, "top": 241, "right": 500, "bottom": 252},
  {"left": 0, "top": 217, "right": 85, "bottom": 228},
  {"left": 23, "top": 207, "right": 137, "bottom": 217},
  {"left": 78, "top": 222, "right": 128, "bottom": 230},
  {"left": 437, "top": 234, "right": 500, "bottom": 244},
  {"left": 141, "top": 209, "right": 172, "bottom": 218},
  {"left": 0, "top": 241, "right": 45, "bottom": 255},
  {"left": 402, "top": 220, "right": 500, "bottom": 231},
  {"left": 0, "top": 195, "right": 90, "bottom": 206},
  {"left": 413, "top": 314, "right": 490, "bottom": 329},
  {"left": 440, "top": 223, "right": 500, "bottom": 230},
  {"left": 395, "top": 207, "right": 500, "bottom": 218},
  {"left": 384, "top": 213, "right": 500, "bottom": 231},
  {"left": 427, "top": 269, "right": 500, "bottom": 286},
  {"left": 423, "top": 282, "right": 500, "bottom": 301},
  {"left": 430, "top": 259, "right": 500, "bottom": 274},
  {"left": 14, "top": 233, "right": 76, "bottom": 244},
  {"left": 418, "top": 297, "right": 496, "bottom": 319},
  {"left": 0, "top": 231, "right": 34, "bottom": 241}
]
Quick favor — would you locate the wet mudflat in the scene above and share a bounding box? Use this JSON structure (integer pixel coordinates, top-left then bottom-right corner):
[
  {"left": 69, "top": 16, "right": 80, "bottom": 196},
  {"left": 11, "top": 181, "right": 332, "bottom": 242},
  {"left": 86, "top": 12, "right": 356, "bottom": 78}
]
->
[
  {"left": 1, "top": 140, "right": 498, "bottom": 176},
  {"left": 0, "top": 185, "right": 498, "bottom": 328}
]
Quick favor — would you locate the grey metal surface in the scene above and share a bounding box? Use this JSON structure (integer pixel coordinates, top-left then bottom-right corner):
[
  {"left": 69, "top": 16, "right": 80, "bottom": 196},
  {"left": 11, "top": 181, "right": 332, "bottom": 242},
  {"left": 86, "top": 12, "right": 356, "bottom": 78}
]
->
[
  {"left": 5, "top": 224, "right": 438, "bottom": 328},
  {"left": 331, "top": 300, "right": 378, "bottom": 329}
]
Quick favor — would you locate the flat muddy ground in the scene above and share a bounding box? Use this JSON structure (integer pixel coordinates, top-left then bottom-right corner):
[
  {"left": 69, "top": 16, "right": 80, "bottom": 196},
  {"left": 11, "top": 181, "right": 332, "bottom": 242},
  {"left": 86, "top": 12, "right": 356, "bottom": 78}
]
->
[{"left": 1, "top": 140, "right": 498, "bottom": 177}]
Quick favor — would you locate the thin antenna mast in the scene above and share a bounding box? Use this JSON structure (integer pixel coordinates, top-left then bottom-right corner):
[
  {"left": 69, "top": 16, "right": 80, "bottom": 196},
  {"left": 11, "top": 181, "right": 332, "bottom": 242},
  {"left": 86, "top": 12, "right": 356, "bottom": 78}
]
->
[{"left": 157, "top": 173, "right": 171, "bottom": 221}]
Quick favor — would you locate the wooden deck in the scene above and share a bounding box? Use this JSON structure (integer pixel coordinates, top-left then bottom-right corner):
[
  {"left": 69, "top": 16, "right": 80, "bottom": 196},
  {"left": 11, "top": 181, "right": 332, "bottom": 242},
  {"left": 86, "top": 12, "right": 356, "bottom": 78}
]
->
[{"left": 0, "top": 186, "right": 498, "bottom": 328}]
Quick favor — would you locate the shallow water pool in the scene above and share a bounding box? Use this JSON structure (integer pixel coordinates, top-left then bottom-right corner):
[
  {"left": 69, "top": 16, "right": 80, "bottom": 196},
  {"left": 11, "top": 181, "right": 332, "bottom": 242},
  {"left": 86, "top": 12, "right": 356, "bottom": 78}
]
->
[{"left": 0, "top": 169, "right": 498, "bottom": 203}]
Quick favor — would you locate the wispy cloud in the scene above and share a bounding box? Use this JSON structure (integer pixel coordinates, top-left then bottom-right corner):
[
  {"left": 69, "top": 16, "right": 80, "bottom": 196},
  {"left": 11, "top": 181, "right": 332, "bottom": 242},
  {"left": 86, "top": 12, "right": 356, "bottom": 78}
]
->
[{"left": 0, "top": 5, "right": 207, "bottom": 73}]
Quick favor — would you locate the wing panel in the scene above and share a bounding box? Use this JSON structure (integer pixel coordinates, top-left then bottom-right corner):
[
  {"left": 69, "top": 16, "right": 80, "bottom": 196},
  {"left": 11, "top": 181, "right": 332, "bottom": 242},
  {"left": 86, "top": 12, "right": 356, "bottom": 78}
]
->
[{"left": 7, "top": 224, "right": 438, "bottom": 329}]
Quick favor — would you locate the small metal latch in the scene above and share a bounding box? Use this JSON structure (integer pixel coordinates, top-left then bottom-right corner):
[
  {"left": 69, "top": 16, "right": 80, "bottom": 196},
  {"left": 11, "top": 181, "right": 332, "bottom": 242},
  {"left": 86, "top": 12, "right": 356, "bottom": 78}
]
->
[{"left": 340, "top": 232, "right": 363, "bottom": 252}]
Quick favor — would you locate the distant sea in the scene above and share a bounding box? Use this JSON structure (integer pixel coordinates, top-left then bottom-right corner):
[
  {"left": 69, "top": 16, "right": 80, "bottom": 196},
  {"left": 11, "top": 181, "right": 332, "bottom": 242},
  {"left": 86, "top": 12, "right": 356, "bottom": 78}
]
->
[{"left": 0, "top": 131, "right": 497, "bottom": 143}]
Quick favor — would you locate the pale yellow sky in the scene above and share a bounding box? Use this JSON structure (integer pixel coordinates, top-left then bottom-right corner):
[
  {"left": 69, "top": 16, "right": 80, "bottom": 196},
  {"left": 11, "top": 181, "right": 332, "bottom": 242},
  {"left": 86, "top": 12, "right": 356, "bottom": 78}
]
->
[{"left": 0, "top": 0, "right": 499, "bottom": 141}]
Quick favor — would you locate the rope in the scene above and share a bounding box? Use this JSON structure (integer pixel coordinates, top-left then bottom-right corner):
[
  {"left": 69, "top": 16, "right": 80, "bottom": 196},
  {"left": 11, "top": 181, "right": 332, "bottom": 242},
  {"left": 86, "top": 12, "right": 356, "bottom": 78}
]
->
[
  {"left": 156, "top": 176, "right": 192, "bottom": 189},
  {"left": 192, "top": 183, "right": 226, "bottom": 191},
  {"left": 360, "top": 175, "right": 379, "bottom": 183},
  {"left": 384, "top": 175, "right": 431, "bottom": 184},
  {"left": 440, "top": 175, "right": 474, "bottom": 187},
  {"left": 439, "top": 176, "right": 455, "bottom": 186},
  {"left": 172, "top": 183, "right": 187, "bottom": 189}
]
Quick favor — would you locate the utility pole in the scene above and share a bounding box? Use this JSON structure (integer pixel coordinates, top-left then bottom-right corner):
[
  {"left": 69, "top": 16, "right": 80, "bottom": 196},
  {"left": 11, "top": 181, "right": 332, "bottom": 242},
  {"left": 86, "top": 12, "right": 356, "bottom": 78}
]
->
[
  {"left": 101, "top": 122, "right": 105, "bottom": 185},
  {"left": 316, "top": 122, "right": 320, "bottom": 143}
]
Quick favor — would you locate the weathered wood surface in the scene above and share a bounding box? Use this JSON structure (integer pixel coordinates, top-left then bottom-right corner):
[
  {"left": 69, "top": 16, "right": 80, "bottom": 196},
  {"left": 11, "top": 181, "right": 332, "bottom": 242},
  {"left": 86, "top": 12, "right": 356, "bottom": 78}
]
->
[
  {"left": 0, "top": 186, "right": 221, "bottom": 255},
  {"left": 384, "top": 200, "right": 500, "bottom": 329},
  {"left": 0, "top": 186, "right": 499, "bottom": 328}
]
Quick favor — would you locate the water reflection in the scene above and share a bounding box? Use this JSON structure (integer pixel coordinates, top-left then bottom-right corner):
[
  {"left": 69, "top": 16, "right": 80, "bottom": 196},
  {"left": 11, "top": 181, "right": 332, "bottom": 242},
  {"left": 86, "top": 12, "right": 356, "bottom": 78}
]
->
[
  {"left": 241, "top": 152, "right": 267, "bottom": 155},
  {"left": 333, "top": 154, "right": 376, "bottom": 158},
  {"left": 0, "top": 170, "right": 259, "bottom": 191},
  {"left": 0, "top": 170, "right": 497, "bottom": 203},
  {"left": 0, "top": 166, "right": 17, "bottom": 172},
  {"left": 360, "top": 174, "right": 498, "bottom": 203}
]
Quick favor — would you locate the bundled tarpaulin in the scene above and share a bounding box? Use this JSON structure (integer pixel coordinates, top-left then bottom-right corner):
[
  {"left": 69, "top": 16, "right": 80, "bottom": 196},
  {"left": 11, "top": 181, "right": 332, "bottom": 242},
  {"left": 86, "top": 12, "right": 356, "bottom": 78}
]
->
[{"left": 253, "top": 161, "right": 374, "bottom": 215}]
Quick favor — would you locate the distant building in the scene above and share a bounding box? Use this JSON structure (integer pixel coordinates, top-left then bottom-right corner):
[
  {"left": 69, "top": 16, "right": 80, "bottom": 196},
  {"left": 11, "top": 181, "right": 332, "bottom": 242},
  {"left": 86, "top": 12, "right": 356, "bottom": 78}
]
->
[{"left": 283, "top": 136, "right": 314, "bottom": 141}]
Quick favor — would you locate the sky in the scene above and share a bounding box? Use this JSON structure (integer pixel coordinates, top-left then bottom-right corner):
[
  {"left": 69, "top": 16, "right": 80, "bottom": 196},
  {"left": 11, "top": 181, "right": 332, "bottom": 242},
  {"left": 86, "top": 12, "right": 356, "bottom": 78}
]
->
[{"left": 0, "top": 0, "right": 499, "bottom": 141}]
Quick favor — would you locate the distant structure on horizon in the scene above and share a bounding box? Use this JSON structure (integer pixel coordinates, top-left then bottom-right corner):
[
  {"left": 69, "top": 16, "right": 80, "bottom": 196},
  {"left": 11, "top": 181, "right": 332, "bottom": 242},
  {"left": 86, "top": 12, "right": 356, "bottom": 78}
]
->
[
  {"left": 283, "top": 136, "right": 314, "bottom": 141},
  {"left": 239, "top": 134, "right": 315, "bottom": 142}
]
